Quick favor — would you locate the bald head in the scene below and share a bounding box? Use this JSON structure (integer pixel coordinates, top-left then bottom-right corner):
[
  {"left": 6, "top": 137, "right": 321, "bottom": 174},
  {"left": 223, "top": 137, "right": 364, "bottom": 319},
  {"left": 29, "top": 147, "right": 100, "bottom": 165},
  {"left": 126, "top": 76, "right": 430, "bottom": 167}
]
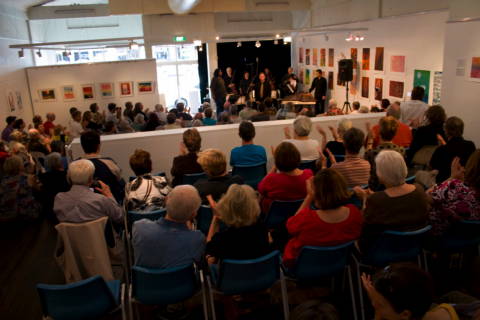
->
[
  {"left": 166, "top": 185, "right": 201, "bottom": 223},
  {"left": 387, "top": 103, "right": 401, "bottom": 120}
]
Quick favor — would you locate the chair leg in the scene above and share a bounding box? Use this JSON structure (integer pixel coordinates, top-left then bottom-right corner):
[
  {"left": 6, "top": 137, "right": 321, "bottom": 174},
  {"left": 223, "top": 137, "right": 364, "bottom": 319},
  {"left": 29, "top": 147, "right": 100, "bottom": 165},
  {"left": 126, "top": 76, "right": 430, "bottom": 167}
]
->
[
  {"left": 279, "top": 269, "right": 290, "bottom": 320},
  {"left": 128, "top": 285, "right": 133, "bottom": 320},
  {"left": 347, "top": 266, "right": 358, "bottom": 320},
  {"left": 121, "top": 283, "right": 126, "bottom": 320},
  {"left": 199, "top": 270, "right": 209, "bottom": 320},
  {"left": 206, "top": 276, "right": 217, "bottom": 320},
  {"left": 352, "top": 256, "right": 366, "bottom": 320},
  {"left": 422, "top": 250, "right": 429, "bottom": 273}
]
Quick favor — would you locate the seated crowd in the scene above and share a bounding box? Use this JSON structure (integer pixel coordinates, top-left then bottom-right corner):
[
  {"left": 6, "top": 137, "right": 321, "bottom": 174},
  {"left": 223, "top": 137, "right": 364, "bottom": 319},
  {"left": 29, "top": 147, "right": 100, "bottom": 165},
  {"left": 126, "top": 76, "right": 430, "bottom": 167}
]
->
[{"left": 1, "top": 85, "right": 479, "bottom": 319}]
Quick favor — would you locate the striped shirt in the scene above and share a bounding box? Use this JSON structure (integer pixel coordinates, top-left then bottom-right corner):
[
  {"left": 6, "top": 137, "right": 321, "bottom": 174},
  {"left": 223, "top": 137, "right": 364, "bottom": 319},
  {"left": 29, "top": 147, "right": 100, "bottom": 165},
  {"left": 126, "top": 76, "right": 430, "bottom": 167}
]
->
[{"left": 331, "top": 155, "right": 371, "bottom": 188}]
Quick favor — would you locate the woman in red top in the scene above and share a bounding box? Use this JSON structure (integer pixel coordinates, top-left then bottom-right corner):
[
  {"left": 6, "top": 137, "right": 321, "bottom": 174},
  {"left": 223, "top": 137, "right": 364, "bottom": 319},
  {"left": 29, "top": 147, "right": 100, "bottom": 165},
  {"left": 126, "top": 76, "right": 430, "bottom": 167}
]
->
[
  {"left": 283, "top": 168, "right": 363, "bottom": 268},
  {"left": 258, "top": 141, "right": 313, "bottom": 213}
]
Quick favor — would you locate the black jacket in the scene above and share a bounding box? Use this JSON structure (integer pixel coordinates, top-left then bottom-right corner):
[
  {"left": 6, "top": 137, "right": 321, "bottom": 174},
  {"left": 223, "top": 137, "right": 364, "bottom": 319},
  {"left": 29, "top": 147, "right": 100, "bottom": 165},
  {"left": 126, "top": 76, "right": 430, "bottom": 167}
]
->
[
  {"left": 309, "top": 77, "right": 327, "bottom": 100},
  {"left": 254, "top": 81, "right": 271, "bottom": 102}
]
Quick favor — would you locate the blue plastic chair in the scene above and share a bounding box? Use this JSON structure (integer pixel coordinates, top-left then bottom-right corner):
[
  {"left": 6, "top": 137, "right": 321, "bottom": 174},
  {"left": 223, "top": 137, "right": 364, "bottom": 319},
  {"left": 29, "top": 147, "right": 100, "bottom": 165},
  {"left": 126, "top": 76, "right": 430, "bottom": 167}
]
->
[
  {"left": 405, "top": 175, "right": 416, "bottom": 184},
  {"left": 232, "top": 162, "right": 267, "bottom": 189},
  {"left": 436, "top": 220, "right": 480, "bottom": 253},
  {"left": 264, "top": 199, "right": 304, "bottom": 229},
  {"left": 286, "top": 242, "right": 358, "bottom": 320},
  {"left": 127, "top": 209, "right": 166, "bottom": 232},
  {"left": 207, "top": 250, "right": 289, "bottom": 320},
  {"left": 37, "top": 275, "right": 124, "bottom": 320},
  {"left": 182, "top": 172, "right": 208, "bottom": 185},
  {"left": 130, "top": 264, "right": 208, "bottom": 319},
  {"left": 298, "top": 159, "right": 318, "bottom": 172},
  {"left": 196, "top": 205, "right": 213, "bottom": 235}
]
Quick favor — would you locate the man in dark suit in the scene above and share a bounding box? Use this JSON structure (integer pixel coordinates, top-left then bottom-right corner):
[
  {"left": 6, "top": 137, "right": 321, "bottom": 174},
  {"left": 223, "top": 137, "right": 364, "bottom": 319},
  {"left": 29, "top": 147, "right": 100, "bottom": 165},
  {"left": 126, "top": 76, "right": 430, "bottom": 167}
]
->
[
  {"left": 253, "top": 72, "right": 271, "bottom": 102},
  {"left": 309, "top": 69, "right": 327, "bottom": 115}
]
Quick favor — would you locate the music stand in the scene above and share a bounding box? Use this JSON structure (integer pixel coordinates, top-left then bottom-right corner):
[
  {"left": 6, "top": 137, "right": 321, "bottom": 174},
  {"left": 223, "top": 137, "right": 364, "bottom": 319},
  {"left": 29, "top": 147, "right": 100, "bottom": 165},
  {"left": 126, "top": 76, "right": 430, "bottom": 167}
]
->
[{"left": 342, "top": 81, "right": 352, "bottom": 113}]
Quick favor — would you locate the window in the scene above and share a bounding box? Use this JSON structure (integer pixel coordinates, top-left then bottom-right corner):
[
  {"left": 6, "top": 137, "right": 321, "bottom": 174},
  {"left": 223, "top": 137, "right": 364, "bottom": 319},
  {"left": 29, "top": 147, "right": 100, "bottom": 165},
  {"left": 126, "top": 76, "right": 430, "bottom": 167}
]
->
[{"left": 152, "top": 44, "right": 200, "bottom": 111}]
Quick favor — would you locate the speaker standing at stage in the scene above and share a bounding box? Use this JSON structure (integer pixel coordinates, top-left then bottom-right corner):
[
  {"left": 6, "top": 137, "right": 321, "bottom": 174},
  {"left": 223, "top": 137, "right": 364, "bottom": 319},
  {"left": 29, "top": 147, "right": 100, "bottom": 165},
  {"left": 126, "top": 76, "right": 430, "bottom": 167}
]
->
[{"left": 309, "top": 69, "right": 327, "bottom": 115}]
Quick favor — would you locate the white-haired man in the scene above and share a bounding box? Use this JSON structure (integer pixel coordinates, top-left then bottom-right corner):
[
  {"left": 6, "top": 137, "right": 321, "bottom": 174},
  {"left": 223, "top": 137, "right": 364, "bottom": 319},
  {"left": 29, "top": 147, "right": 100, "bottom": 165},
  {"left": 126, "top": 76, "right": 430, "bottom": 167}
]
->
[
  {"left": 132, "top": 185, "right": 205, "bottom": 268},
  {"left": 53, "top": 159, "right": 123, "bottom": 223}
]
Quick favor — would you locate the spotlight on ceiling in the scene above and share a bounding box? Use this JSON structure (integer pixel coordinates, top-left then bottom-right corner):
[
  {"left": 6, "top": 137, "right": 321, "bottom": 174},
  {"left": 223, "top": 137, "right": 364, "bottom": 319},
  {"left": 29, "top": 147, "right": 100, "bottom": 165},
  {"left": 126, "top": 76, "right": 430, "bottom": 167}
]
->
[
  {"left": 18, "top": 49, "right": 24, "bottom": 58},
  {"left": 283, "top": 36, "right": 292, "bottom": 43},
  {"left": 198, "top": 46, "right": 203, "bottom": 52},
  {"left": 275, "top": 34, "right": 280, "bottom": 38},
  {"left": 237, "top": 42, "right": 242, "bottom": 48},
  {"left": 215, "top": 36, "right": 220, "bottom": 41},
  {"left": 36, "top": 50, "right": 42, "bottom": 58},
  {"left": 255, "top": 41, "right": 261, "bottom": 48}
]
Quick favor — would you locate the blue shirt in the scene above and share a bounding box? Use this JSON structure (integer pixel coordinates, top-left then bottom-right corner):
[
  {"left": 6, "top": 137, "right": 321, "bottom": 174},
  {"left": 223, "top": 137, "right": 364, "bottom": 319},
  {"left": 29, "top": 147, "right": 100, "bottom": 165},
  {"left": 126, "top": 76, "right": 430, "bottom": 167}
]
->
[
  {"left": 230, "top": 144, "right": 267, "bottom": 167},
  {"left": 203, "top": 118, "right": 217, "bottom": 126},
  {"left": 132, "top": 217, "right": 205, "bottom": 268}
]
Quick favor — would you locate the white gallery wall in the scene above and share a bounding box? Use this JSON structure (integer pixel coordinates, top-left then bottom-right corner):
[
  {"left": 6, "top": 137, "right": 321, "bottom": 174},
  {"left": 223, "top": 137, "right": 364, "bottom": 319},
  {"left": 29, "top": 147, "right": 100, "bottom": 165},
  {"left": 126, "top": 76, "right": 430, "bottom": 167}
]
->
[
  {"left": 441, "top": 19, "right": 480, "bottom": 146},
  {"left": 26, "top": 59, "right": 159, "bottom": 126},
  {"left": 0, "top": 4, "right": 34, "bottom": 125},
  {"left": 292, "top": 11, "right": 448, "bottom": 108}
]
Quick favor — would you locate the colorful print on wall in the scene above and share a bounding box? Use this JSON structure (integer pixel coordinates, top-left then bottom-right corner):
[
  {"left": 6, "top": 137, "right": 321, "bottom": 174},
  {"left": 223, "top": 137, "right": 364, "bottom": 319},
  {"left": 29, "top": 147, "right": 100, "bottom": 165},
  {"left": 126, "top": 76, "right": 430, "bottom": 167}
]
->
[
  {"left": 99, "top": 82, "right": 114, "bottom": 98},
  {"left": 374, "top": 47, "right": 384, "bottom": 71},
  {"left": 374, "top": 78, "right": 383, "bottom": 101},
  {"left": 299, "top": 47, "right": 304, "bottom": 64},
  {"left": 62, "top": 85, "right": 75, "bottom": 101},
  {"left": 328, "top": 71, "right": 334, "bottom": 90},
  {"left": 39, "top": 88, "right": 56, "bottom": 101},
  {"left": 119, "top": 81, "right": 133, "bottom": 97},
  {"left": 413, "top": 69, "right": 430, "bottom": 103},
  {"left": 361, "top": 77, "right": 369, "bottom": 98},
  {"left": 305, "top": 69, "right": 311, "bottom": 85},
  {"left": 305, "top": 49, "right": 311, "bottom": 65},
  {"left": 299, "top": 69, "right": 304, "bottom": 84},
  {"left": 328, "top": 48, "right": 334, "bottom": 67},
  {"left": 320, "top": 49, "right": 326, "bottom": 67},
  {"left": 82, "top": 85, "right": 95, "bottom": 100},
  {"left": 15, "top": 91, "right": 23, "bottom": 110},
  {"left": 390, "top": 55, "right": 406, "bottom": 73},
  {"left": 362, "top": 48, "right": 370, "bottom": 70},
  {"left": 351, "top": 48, "right": 358, "bottom": 69},
  {"left": 312, "top": 48, "right": 318, "bottom": 66},
  {"left": 389, "top": 81, "right": 404, "bottom": 98},
  {"left": 432, "top": 71, "right": 442, "bottom": 104},
  {"left": 7, "top": 91, "right": 15, "bottom": 111},
  {"left": 138, "top": 81, "right": 154, "bottom": 94},
  {"left": 469, "top": 57, "right": 480, "bottom": 81}
]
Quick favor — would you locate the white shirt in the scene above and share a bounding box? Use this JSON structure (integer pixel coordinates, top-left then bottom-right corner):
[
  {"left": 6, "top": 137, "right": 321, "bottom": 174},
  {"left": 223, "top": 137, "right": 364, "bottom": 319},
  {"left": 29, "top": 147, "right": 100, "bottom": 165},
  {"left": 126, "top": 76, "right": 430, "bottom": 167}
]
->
[
  {"left": 284, "top": 138, "right": 320, "bottom": 161},
  {"left": 400, "top": 100, "right": 428, "bottom": 128},
  {"left": 69, "top": 121, "right": 83, "bottom": 139}
]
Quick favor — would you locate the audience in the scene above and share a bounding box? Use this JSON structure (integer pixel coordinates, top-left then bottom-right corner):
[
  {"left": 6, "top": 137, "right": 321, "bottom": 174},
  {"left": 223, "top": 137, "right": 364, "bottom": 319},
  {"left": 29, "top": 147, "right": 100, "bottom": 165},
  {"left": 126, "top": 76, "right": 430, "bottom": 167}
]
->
[
  {"left": 154, "top": 104, "right": 167, "bottom": 124},
  {"left": 193, "top": 148, "right": 243, "bottom": 203},
  {"left": 258, "top": 142, "right": 313, "bottom": 213},
  {"left": 43, "top": 113, "right": 56, "bottom": 136},
  {"left": 356, "top": 151, "right": 428, "bottom": 253},
  {"left": 53, "top": 159, "right": 123, "bottom": 224},
  {"left": 230, "top": 121, "right": 267, "bottom": 167},
  {"left": 276, "top": 102, "right": 297, "bottom": 120},
  {"left": 0, "top": 155, "right": 41, "bottom": 221},
  {"left": 68, "top": 110, "right": 83, "bottom": 140},
  {"left": 89, "top": 103, "right": 104, "bottom": 126},
  {"left": 430, "top": 116, "right": 476, "bottom": 183},
  {"left": 39, "top": 152, "right": 70, "bottom": 218},
  {"left": 123, "top": 101, "right": 135, "bottom": 123},
  {"left": 239, "top": 101, "right": 257, "bottom": 120},
  {"left": 400, "top": 86, "right": 428, "bottom": 128},
  {"left": 133, "top": 102, "right": 148, "bottom": 122},
  {"left": 350, "top": 101, "right": 361, "bottom": 114},
  {"left": 132, "top": 185, "right": 204, "bottom": 268},
  {"left": 372, "top": 104, "right": 412, "bottom": 148},
  {"left": 283, "top": 116, "right": 319, "bottom": 161},
  {"left": 171, "top": 128, "right": 204, "bottom": 186},
  {"left": 126, "top": 149, "right": 171, "bottom": 212},
  {"left": 324, "top": 99, "right": 344, "bottom": 116},
  {"left": 80, "top": 131, "right": 125, "bottom": 204},
  {"left": 143, "top": 112, "right": 162, "bottom": 131},
  {"left": 250, "top": 103, "right": 270, "bottom": 122},
  {"left": 175, "top": 102, "right": 193, "bottom": 121},
  {"left": 330, "top": 127, "right": 371, "bottom": 188},
  {"left": 2, "top": 116, "right": 16, "bottom": 142},
  {"left": 319, "top": 119, "right": 352, "bottom": 156},
  {"left": 206, "top": 184, "right": 270, "bottom": 263},
  {"left": 283, "top": 169, "right": 363, "bottom": 268},
  {"left": 202, "top": 108, "right": 216, "bottom": 126},
  {"left": 428, "top": 150, "right": 480, "bottom": 236},
  {"left": 105, "top": 103, "right": 120, "bottom": 125}
]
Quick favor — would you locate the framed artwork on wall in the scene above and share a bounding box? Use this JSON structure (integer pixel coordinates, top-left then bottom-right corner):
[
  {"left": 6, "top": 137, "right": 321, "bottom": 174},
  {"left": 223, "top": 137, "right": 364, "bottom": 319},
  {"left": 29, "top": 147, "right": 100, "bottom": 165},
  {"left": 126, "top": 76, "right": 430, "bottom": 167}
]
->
[
  {"left": 389, "top": 81, "right": 404, "bottom": 98},
  {"left": 362, "top": 48, "right": 370, "bottom": 70},
  {"left": 305, "top": 48, "right": 311, "bottom": 65},
  {"left": 328, "top": 48, "right": 334, "bottom": 67},
  {"left": 328, "top": 71, "right": 334, "bottom": 90},
  {"left": 62, "top": 85, "right": 75, "bottom": 101},
  {"left": 15, "top": 91, "right": 23, "bottom": 110},
  {"left": 138, "top": 81, "right": 155, "bottom": 94},
  {"left": 468, "top": 56, "right": 480, "bottom": 82},
  {"left": 320, "top": 49, "right": 326, "bottom": 67},
  {"left": 81, "top": 84, "right": 95, "bottom": 100},
  {"left": 390, "top": 55, "right": 406, "bottom": 73},
  {"left": 413, "top": 70, "right": 430, "bottom": 103},
  {"left": 312, "top": 48, "right": 318, "bottom": 65},
  {"left": 351, "top": 48, "right": 358, "bottom": 69},
  {"left": 99, "top": 82, "right": 114, "bottom": 98},
  {"left": 375, "top": 78, "right": 383, "bottom": 101},
  {"left": 38, "top": 88, "right": 56, "bottom": 102},
  {"left": 361, "top": 77, "right": 369, "bottom": 98},
  {"left": 374, "top": 47, "right": 384, "bottom": 71},
  {"left": 7, "top": 91, "right": 15, "bottom": 111},
  {"left": 305, "top": 69, "right": 311, "bottom": 85},
  {"left": 119, "top": 81, "right": 133, "bottom": 97},
  {"left": 299, "top": 48, "right": 304, "bottom": 64}
]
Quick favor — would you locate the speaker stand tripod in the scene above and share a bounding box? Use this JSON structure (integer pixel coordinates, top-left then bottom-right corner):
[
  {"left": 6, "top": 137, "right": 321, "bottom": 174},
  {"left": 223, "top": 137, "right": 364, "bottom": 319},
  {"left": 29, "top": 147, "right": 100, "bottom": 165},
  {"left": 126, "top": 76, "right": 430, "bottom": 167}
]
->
[{"left": 342, "top": 81, "right": 352, "bottom": 114}]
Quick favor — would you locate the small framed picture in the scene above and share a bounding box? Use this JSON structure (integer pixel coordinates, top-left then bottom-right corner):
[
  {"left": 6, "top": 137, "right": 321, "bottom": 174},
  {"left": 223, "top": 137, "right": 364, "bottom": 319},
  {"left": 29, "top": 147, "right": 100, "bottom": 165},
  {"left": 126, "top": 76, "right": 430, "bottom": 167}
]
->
[
  {"left": 119, "top": 81, "right": 133, "bottom": 97},
  {"left": 39, "top": 88, "right": 56, "bottom": 101},
  {"left": 99, "top": 82, "right": 114, "bottom": 98},
  {"left": 137, "top": 81, "right": 155, "bottom": 94},
  {"left": 81, "top": 84, "right": 95, "bottom": 100},
  {"left": 62, "top": 85, "right": 75, "bottom": 101}
]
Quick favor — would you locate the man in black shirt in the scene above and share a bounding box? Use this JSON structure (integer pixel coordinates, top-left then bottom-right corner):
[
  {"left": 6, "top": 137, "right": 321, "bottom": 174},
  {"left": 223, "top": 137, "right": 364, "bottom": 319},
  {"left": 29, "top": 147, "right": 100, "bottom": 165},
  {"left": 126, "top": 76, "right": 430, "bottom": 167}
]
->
[{"left": 309, "top": 69, "right": 327, "bottom": 115}]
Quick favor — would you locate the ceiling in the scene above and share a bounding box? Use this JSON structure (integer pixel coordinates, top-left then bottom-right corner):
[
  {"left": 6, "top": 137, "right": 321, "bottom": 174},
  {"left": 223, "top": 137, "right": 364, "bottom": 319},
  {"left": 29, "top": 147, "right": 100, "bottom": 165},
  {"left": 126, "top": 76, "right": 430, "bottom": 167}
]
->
[{"left": 2, "top": 0, "right": 107, "bottom": 10}]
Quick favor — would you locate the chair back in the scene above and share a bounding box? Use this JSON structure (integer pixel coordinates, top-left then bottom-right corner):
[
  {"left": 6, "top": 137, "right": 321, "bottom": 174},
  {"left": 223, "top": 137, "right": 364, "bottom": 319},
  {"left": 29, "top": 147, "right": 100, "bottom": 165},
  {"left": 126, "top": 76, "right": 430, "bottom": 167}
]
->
[
  {"left": 232, "top": 163, "right": 267, "bottom": 189},
  {"left": 437, "top": 220, "right": 480, "bottom": 251},
  {"left": 327, "top": 154, "right": 345, "bottom": 167},
  {"left": 37, "top": 275, "right": 117, "bottom": 320},
  {"left": 196, "top": 205, "right": 213, "bottom": 235},
  {"left": 182, "top": 172, "right": 207, "bottom": 185},
  {"left": 298, "top": 160, "right": 317, "bottom": 173},
  {"left": 132, "top": 264, "right": 197, "bottom": 305},
  {"left": 265, "top": 199, "right": 304, "bottom": 229},
  {"left": 405, "top": 175, "right": 416, "bottom": 184},
  {"left": 217, "top": 251, "right": 280, "bottom": 295},
  {"left": 127, "top": 209, "right": 166, "bottom": 232},
  {"left": 363, "top": 225, "right": 432, "bottom": 267},
  {"left": 291, "top": 242, "right": 354, "bottom": 282}
]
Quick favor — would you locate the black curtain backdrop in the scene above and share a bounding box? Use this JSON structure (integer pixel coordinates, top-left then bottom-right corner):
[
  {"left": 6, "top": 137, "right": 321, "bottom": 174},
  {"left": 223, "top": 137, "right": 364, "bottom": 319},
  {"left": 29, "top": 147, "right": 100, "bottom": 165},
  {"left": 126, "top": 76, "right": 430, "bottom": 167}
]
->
[
  {"left": 216, "top": 40, "right": 291, "bottom": 88},
  {"left": 197, "top": 43, "right": 209, "bottom": 102}
]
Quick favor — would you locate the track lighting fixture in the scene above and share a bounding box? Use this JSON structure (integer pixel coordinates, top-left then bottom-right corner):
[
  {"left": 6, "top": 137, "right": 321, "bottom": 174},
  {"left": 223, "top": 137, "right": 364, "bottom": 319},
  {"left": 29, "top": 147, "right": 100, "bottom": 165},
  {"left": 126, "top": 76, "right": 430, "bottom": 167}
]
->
[
  {"left": 18, "top": 49, "right": 24, "bottom": 58},
  {"left": 255, "top": 41, "right": 261, "bottom": 48}
]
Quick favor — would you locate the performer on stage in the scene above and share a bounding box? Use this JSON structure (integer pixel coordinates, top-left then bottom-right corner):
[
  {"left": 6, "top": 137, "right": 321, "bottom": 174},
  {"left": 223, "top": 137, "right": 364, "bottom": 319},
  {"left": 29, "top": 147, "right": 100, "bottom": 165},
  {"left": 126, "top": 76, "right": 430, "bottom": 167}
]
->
[
  {"left": 309, "top": 69, "right": 327, "bottom": 115},
  {"left": 239, "top": 71, "right": 253, "bottom": 97},
  {"left": 210, "top": 68, "right": 227, "bottom": 116},
  {"left": 224, "top": 67, "right": 236, "bottom": 94},
  {"left": 254, "top": 72, "right": 271, "bottom": 102}
]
